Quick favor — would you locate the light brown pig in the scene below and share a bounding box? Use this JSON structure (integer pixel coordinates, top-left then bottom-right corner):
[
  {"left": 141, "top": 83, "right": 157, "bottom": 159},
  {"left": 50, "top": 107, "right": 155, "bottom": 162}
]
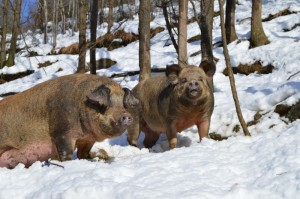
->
[
  {"left": 127, "top": 61, "right": 215, "bottom": 149},
  {"left": 0, "top": 74, "right": 138, "bottom": 169}
]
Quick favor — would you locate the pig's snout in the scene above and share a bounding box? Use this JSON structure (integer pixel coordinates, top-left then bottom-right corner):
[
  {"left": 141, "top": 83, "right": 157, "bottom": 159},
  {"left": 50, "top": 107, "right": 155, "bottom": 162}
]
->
[
  {"left": 187, "top": 80, "right": 201, "bottom": 98},
  {"left": 119, "top": 113, "right": 133, "bottom": 126}
]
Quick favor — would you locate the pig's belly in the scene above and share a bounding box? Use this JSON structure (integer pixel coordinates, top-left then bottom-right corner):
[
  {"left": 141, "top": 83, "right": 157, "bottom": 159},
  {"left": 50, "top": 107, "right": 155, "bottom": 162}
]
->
[{"left": 0, "top": 142, "right": 57, "bottom": 169}]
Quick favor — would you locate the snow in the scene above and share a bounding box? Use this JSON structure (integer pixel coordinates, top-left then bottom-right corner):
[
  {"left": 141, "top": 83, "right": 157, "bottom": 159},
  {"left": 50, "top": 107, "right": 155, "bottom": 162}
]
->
[{"left": 1, "top": 0, "right": 300, "bottom": 198}]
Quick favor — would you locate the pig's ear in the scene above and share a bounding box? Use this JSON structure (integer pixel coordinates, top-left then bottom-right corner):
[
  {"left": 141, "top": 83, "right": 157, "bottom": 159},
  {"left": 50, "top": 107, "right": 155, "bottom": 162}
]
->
[
  {"left": 86, "top": 85, "right": 111, "bottom": 108},
  {"left": 199, "top": 60, "right": 216, "bottom": 78},
  {"left": 123, "top": 88, "right": 139, "bottom": 108},
  {"left": 166, "top": 64, "right": 182, "bottom": 85}
]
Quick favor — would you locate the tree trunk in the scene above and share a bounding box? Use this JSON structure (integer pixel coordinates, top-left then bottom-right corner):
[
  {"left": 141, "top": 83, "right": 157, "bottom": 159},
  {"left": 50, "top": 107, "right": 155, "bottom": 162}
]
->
[
  {"left": 59, "top": 0, "right": 66, "bottom": 34},
  {"left": 71, "top": 0, "right": 78, "bottom": 35},
  {"left": 90, "top": 0, "right": 98, "bottom": 74},
  {"left": 250, "top": 0, "right": 269, "bottom": 47},
  {"left": 77, "top": 0, "right": 87, "bottom": 73},
  {"left": 52, "top": 0, "right": 58, "bottom": 48},
  {"left": 7, "top": 0, "right": 22, "bottom": 67},
  {"left": 138, "top": 0, "right": 151, "bottom": 81},
  {"left": 178, "top": 0, "right": 188, "bottom": 67},
  {"left": 200, "top": 0, "right": 214, "bottom": 62},
  {"left": 218, "top": 0, "right": 251, "bottom": 136},
  {"left": 43, "top": 0, "right": 48, "bottom": 44},
  {"left": 162, "top": 1, "right": 178, "bottom": 54},
  {"left": 225, "top": 0, "right": 238, "bottom": 43},
  {"left": 107, "top": 0, "right": 113, "bottom": 33},
  {"left": 0, "top": 0, "right": 8, "bottom": 68},
  {"left": 99, "top": 0, "right": 105, "bottom": 25}
]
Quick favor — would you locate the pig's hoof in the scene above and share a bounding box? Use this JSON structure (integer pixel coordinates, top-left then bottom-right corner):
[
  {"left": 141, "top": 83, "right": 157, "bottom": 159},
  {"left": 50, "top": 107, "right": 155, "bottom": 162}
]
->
[{"left": 89, "top": 149, "right": 110, "bottom": 161}]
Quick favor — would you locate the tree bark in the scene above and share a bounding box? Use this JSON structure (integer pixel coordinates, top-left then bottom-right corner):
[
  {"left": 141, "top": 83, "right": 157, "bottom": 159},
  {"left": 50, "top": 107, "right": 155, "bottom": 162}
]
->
[
  {"left": 225, "top": 0, "right": 238, "bottom": 44},
  {"left": 218, "top": 0, "right": 251, "bottom": 136},
  {"left": 200, "top": 0, "right": 214, "bottom": 62},
  {"left": 7, "top": 0, "right": 22, "bottom": 67},
  {"left": 43, "top": 0, "right": 48, "bottom": 44},
  {"left": 162, "top": 1, "right": 178, "bottom": 54},
  {"left": 90, "top": 0, "right": 98, "bottom": 74},
  {"left": 59, "top": 0, "right": 66, "bottom": 34},
  {"left": 138, "top": 0, "right": 151, "bottom": 81},
  {"left": 178, "top": 0, "right": 188, "bottom": 67},
  {"left": 77, "top": 0, "right": 87, "bottom": 73},
  {"left": 107, "top": 0, "right": 113, "bottom": 33},
  {"left": 52, "top": 0, "right": 58, "bottom": 48},
  {"left": 99, "top": 0, "right": 105, "bottom": 25},
  {"left": 250, "top": 0, "right": 269, "bottom": 47},
  {"left": 0, "top": 0, "right": 8, "bottom": 68}
]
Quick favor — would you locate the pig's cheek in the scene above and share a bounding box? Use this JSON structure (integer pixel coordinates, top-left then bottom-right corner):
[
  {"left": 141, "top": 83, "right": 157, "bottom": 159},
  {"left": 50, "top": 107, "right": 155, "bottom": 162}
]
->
[{"left": 176, "top": 85, "right": 185, "bottom": 96}]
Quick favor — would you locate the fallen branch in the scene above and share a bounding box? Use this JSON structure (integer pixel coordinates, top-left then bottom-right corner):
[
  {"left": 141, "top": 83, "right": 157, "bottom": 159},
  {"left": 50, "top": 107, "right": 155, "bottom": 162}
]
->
[{"left": 110, "top": 68, "right": 166, "bottom": 78}]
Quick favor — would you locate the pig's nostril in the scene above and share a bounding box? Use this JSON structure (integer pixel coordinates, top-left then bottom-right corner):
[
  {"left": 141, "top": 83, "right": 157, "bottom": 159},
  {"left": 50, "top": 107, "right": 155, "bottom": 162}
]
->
[{"left": 195, "top": 82, "right": 199, "bottom": 86}]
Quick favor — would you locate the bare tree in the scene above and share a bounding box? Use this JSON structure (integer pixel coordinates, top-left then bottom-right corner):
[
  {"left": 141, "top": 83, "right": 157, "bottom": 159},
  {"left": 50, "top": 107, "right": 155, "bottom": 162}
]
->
[
  {"left": 77, "top": 0, "right": 87, "bottom": 73},
  {"left": 7, "top": 0, "right": 22, "bottom": 67},
  {"left": 43, "top": 0, "right": 48, "bottom": 44},
  {"left": 218, "top": 0, "right": 251, "bottom": 136},
  {"left": 52, "top": 0, "right": 58, "bottom": 48},
  {"left": 138, "top": 0, "right": 151, "bottom": 81},
  {"left": 90, "top": 0, "right": 98, "bottom": 75},
  {"left": 71, "top": 0, "right": 78, "bottom": 35},
  {"left": 59, "top": 0, "right": 66, "bottom": 34},
  {"left": 0, "top": 0, "right": 8, "bottom": 68},
  {"left": 107, "top": 0, "right": 113, "bottom": 33},
  {"left": 250, "top": 0, "right": 269, "bottom": 47},
  {"left": 99, "top": 0, "right": 105, "bottom": 26},
  {"left": 178, "top": 0, "right": 188, "bottom": 67},
  {"left": 162, "top": 0, "right": 178, "bottom": 54},
  {"left": 225, "top": 0, "right": 238, "bottom": 43},
  {"left": 200, "top": 0, "right": 214, "bottom": 62}
]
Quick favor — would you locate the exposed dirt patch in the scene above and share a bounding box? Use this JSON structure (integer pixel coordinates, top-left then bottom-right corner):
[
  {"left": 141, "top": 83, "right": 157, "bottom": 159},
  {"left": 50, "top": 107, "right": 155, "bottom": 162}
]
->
[
  {"left": 209, "top": 132, "right": 228, "bottom": 141},
  {"left": 223, "top": 61, "right": 274, "bottom": 76},
  {"left": 87, "top": 58, "right": 117, "bottom": 70},
  {"left": 38, "top": 60, "right": 58, "bottom": 68},
  {"left": 187, "top": 34, "right": 201, "bottom": 43},
  {"left": 0, "top": 70, "right": 34, "bottom": 84},
  {"left": 274, "top": 101, "right": 300, "bottom": 122},
  {"left": 262, "top": 9, "right": 296, "bottom": 22},
  {"left": 58, "top": 27, "right": 165, "bottom": 54}
]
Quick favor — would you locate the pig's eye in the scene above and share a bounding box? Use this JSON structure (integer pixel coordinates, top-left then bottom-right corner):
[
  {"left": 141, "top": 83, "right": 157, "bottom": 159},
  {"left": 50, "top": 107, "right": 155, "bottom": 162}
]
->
[
  {"left": 180, "top": 78, "right": 187, "bottom": 84},
  {"left": 199, "top": 77, "right": 203, "bottom": 81}
]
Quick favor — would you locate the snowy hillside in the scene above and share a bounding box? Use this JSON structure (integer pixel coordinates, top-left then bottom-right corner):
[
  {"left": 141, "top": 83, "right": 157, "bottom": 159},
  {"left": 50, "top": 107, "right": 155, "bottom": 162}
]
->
[{"left": 0, "top": 0, "right": 300, "bottom": 198}]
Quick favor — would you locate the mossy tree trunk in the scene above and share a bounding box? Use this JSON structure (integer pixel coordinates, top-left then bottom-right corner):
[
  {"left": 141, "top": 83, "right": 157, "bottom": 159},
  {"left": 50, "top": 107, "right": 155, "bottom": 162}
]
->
[
  {"left": 90, "top": 0, "right": 98, "bottom": 74},
  {"left": 7, "top": 0, "right": 22, "bottom": 67},
  {"left": 0, "top": 0, "right": 8, "bottom": 68},
  {"left": 178, "top": 0, "right": 188, "bottom": 67},
  {"left": 250, "top": 0, "right": 269, "bottom": 47},
  {"left": 77, "top": 0, "right": 87, "bottom": 73},
  {"left": 138, "top": 0, "right": 151, "bottom": 81},
  {"left": 225, "top": 0, "right": 238, "bottom": 43},
  {"left": 200, "top": 0, "right": 214, "bottom": 63}
]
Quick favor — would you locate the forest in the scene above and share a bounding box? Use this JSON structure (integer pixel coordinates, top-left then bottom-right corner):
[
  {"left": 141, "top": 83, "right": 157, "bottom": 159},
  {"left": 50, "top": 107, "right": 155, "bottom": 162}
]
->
[{"left": 0, "top": 0, "right": 300, "bottom": 198}]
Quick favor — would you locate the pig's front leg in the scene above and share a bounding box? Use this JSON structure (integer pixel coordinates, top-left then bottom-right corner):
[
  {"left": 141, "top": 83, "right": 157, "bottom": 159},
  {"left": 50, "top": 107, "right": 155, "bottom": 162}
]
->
[
  {"left": 127, "top": 120, "right": 140, "bottom": 147},
  {"left": 196, "top": 118, "right": 210, "bottom": 141},
  {"left": 53, "top": 135, "right": 76, "bottom": 161},
  {"left": 166, "top": 119, "right": 177, "bottom": 149}
]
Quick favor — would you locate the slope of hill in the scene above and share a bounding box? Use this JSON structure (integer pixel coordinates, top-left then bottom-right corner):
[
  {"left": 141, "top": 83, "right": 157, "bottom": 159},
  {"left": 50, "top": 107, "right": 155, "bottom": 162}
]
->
[{"left": 0, "top": 0, "right": 300, "bottom": 198}]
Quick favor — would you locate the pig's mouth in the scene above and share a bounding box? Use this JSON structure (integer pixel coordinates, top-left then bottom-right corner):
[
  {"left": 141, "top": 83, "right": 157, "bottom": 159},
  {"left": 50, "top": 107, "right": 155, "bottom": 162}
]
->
[{"left": 188, "top": 89, "right": 201, "bottom": 98}]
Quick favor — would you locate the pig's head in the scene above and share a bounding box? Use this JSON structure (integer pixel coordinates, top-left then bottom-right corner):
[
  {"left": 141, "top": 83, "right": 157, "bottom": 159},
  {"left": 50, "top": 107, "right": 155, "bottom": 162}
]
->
[
  {"left": 166, "top": 61, "right": 216, "bottom": 104},
  {"left": 86, "top": 85, "right": 139, "bottom": 138}
]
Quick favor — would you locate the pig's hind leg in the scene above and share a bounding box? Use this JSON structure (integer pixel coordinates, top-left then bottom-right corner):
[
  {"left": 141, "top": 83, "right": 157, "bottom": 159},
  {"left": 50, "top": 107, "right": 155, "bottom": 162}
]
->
[{"left": 141, "top": 124, "right": 160, "bottom": 148}]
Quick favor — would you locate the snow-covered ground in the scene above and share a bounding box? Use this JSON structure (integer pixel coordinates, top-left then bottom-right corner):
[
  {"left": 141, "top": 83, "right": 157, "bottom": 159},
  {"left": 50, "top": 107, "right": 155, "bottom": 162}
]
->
[{"left": 1, "top": 0, "right": 300, "bottom": 198}]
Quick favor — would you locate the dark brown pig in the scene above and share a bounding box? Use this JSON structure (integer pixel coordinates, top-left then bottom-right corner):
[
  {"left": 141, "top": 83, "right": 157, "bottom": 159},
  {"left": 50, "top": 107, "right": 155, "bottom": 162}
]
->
[
  {"left": 0, "top": 74, "right": 138, "bottom": 169},
  {"left": 127, "top": 61, "right": 216, "bottom": 149}
]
